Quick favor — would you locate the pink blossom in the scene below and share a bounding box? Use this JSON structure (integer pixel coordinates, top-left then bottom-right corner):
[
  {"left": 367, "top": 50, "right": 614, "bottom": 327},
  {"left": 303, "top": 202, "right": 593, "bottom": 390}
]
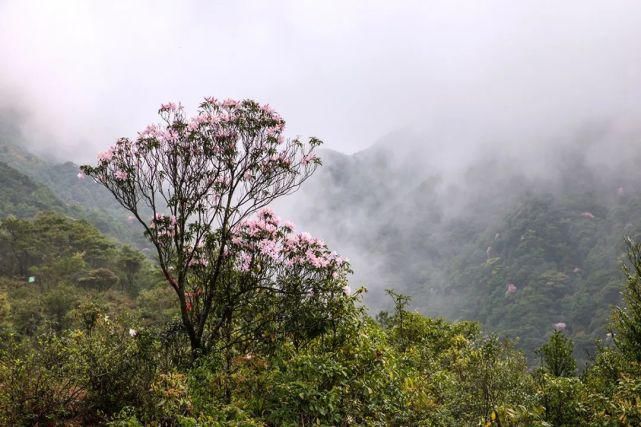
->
[
  {"left": 88, "top": 97, "right": 336, "bottom": 265},
  {"left": 159, "top": 102, "right": 179, "bottom": 112},
  {"left": 301, "top": 154, "right": 318, "bottom": 166},
  {"left": 257, "top": 207, "right": 279, "bottom": 224},
  {"left": 98, "top": 149, "right": 114, "bottom": 162},
  {"left": 188, "top": 257, "right": 209, "bottom": 267},
  {"left": 554, "top": 322, "right": 567, "bottom": 331},
  {"left": 238, "top": 252, "right": 252, "bottom": 272},
  {"left": 222, "top": 99, "right": 238, "bottom": 108},
  {"left": 505, "top": 283, "right": 517, "bottom": 295},
  {"left": 77, "top": 172, "right": 85, "bottom": 180},
  {"left": 298, "top": 232, "right": 312, "bottom": 243},
  {"left": 161, "top": 128, "right": 180, "bottom": 144},
  {"left": 139, "top": 124, "right": 161, "bottom": 139},
  {"left": 580, "top": 212, "right": 595, "bottom": 219},
  {"left": 114, "top": 170, "right": 128, "bottom": 181},
  {"left": 258, "top": 240, "right": 279, "bottom": 259},
  {"left": 203, "top": 96, "right": 218, "bottom": 106},
  {"left": 305, "top": 249, "right": 329, "bottom": 268}
]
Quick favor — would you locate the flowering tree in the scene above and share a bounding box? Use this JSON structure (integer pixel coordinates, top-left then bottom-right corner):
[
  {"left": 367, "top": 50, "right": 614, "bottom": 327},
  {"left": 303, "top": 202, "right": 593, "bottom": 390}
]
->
[{"left": 81, "top": 99, "right": 351, "bottom": 357}]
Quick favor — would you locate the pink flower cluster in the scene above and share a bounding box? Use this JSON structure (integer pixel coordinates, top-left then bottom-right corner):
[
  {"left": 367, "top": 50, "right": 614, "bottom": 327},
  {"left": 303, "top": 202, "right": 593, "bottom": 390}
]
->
[
  {"left": 301, "top": 154, "right": 319, "bottom": 166},
  {"left": 98, "top": 148, "right": 114, "bottom": 162},
  {"left": 188, "top": 256, "right": 209, "bottom": 267},
  {"left": 159, "top": 102, "right": 180, "bottom": 113},
  {"left": 230, "top": 208, "right": 347, "bottom": 277},
  {"left": 89, "top": 98, "right": 314, "bottom": 191},
  {"left": 84, "top": 98, "right": 323, "bottom": 213},
  {"left": 554, "top": 322, "right": 567, "bottom": 331},
  {"left": 114, "top": 170, "right": 128, "bottom": 181},
  {"left": 149, "top": 213, "right": 178, "bottom": 238},
  {"left": 505, "top": 283, "right": 518, "bottom": 295}
]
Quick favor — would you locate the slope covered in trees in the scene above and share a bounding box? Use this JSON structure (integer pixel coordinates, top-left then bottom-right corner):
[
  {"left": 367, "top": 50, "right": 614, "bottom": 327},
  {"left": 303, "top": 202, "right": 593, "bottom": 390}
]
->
[
  {"left": 282, "top": 129, "right": 641, "bottom": 363},
  {"left": 0, "top": 161, "right": 67, "bottom": 218},
  {"left": 0, "top": 132, "right": 149, "bottom": 249}
]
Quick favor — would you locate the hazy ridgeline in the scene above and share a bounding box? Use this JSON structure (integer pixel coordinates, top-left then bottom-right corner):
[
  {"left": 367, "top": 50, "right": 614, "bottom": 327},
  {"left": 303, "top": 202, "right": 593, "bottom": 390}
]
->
[{"left": 278, "top": 122, "right": 641, "bottom": 361}]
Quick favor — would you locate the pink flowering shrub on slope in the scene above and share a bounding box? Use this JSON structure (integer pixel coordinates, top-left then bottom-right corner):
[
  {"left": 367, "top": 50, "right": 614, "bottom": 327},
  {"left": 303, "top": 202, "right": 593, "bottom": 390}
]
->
[{"left": 81, "top": 99, "right": 351, "bottom": 356}]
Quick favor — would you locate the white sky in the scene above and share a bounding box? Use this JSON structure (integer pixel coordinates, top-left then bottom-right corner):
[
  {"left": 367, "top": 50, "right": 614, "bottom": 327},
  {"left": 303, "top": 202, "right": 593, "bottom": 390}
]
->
[{"left": 1, "top": 1, "right": 641, "bottom": 161}]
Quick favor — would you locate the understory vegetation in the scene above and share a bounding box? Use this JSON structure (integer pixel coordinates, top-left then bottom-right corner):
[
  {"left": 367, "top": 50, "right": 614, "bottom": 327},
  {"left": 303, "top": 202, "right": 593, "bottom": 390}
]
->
[{"left": 0, "top": 213, "right": 640, "bottom": 425}]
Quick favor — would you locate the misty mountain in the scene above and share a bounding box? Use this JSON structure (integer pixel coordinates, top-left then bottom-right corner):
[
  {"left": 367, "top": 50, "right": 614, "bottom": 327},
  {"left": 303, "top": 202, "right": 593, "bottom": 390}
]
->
[
  {"left": 0, "top": 161, "right": 67, "bottom": 217},
  {"left": 0, "top": 132, "right": 148, "bottom": 249},
  {"left": 281, "top": 127, "right": 641, "bottom": 362}
]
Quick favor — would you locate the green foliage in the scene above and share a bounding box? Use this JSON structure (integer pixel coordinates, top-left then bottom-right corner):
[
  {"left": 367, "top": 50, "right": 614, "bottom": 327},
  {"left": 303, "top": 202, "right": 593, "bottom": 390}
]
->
[
  {"left": 447, "top": 336, "right": 537, "bottom": 425},
  {"left": 0, "top": 334, "right": 85, "bottom": 425},
  {"left": 536, "top": 330, "right": 577, "bottom": 377},
  {"left": 77, "top": 267, "right": 120, "bottom": 290},
  {"left": 0, "top": 139, "right": 150, "bottom": 249},
  {"left": 535, "top": 373, "right": 586, "bottom": 426},
  {"left": 612, "top": 237, "right": 641, "bottom": 362},
  {"left": 309, "top": 151, "right": 641, "bottom": 367},
  {"left": 0, "top": 162, "right": 66, "bottom": 218},
  {"left": 0, "top": 291, "right": 10, "bottom": 333},
  {"left": 0, "top": 270, "right": 640, "bottom": 425}
]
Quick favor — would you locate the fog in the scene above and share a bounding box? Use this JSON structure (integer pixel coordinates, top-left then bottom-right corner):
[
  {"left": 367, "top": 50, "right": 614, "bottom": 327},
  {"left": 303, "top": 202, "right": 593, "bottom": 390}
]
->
[{"left": 2, "top": 1, "right": 641, "bottom": 163}]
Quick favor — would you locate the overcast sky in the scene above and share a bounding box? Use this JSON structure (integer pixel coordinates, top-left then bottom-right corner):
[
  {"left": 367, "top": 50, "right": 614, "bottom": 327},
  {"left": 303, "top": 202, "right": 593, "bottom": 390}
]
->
[{"left": 1, "top": 1, "right": 641, "bottom": 161}]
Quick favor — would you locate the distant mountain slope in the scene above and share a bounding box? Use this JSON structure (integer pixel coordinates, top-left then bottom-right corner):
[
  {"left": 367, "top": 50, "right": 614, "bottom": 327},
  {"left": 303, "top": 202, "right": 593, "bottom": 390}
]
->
[
  {"left": 0, "top": 137, "right": 149, "bottom": 249},
  {"left": 0, "top": 161, "right": 67, "bottom": 218},
  {"left": 280, "top": 129, "right": 641, "bottom": 363}
]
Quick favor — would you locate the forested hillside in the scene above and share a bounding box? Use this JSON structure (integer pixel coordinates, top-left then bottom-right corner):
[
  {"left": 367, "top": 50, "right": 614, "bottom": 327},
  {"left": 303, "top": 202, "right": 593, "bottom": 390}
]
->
[
  {"left": 282, "top": 130, "right": 641, "bottom": 363},
  {"left": 0, "top": 161, "right": 67, "bottom": 217},
  {"left": 0, "top": 128, "right": 149, "bottom": 249}
]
